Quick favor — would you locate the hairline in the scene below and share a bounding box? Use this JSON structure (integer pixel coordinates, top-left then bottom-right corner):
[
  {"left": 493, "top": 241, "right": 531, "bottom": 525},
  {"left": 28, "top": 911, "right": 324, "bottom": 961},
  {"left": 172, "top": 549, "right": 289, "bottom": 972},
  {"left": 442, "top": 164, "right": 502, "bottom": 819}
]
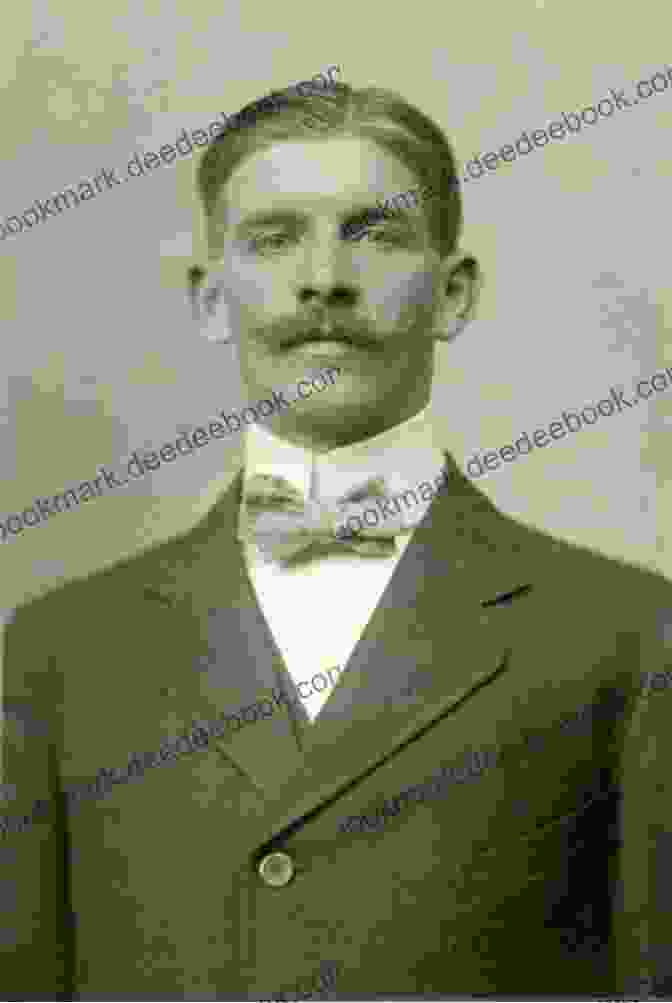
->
[{"left": 198, "top": 82, "right": 463, "bottom": 257}]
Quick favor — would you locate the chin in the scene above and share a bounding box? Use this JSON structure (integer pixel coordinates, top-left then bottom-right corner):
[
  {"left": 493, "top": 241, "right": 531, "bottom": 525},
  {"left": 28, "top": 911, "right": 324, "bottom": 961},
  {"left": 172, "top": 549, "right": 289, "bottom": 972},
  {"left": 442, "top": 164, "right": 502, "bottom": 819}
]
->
[
  {"left": 301, "top": 400, "right": 391, "bottom": 438},
  {"left": 297, "top": 386, "right": 375, "bottom": 415}
]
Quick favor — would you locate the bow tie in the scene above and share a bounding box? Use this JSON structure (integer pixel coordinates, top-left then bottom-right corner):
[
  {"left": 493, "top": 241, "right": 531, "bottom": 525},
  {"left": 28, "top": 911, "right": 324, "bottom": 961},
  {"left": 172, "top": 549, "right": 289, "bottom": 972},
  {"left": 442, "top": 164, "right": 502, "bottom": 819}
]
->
[{"left": 238, "top": 473, "right": 422, "bottom": 563}]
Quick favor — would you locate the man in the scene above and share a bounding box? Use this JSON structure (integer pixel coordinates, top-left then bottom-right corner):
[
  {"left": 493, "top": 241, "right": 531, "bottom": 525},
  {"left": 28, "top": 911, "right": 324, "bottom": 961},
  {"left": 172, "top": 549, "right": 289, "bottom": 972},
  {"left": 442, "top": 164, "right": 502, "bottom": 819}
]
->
[{"left": 2, "top": 76, "right": 672, "bottom": 1000}]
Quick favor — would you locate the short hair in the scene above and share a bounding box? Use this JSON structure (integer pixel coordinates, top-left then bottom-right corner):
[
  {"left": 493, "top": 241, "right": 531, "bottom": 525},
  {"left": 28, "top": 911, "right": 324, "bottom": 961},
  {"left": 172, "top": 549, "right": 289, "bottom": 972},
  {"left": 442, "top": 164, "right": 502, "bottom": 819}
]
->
[{"left": 196, "top": 79, "right": 463, "bottom": 258}]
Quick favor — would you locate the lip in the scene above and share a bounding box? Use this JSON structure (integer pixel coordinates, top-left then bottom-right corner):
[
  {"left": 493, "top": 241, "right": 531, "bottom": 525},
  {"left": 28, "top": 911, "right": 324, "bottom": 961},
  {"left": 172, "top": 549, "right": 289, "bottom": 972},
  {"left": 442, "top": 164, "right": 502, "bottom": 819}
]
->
[
  {"left": 292, "top": 329, "right": 354, "bottom": 346},
  {"left": 290, "top": 339, "right": 359, "bottom": 357}
]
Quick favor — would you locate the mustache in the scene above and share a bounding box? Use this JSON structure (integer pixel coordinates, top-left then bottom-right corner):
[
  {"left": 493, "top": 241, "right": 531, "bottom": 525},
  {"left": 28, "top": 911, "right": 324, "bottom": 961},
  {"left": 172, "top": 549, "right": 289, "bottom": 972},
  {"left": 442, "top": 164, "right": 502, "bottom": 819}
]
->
[{"left": 257, "top": 317, "right": 383, "bottom": 351}]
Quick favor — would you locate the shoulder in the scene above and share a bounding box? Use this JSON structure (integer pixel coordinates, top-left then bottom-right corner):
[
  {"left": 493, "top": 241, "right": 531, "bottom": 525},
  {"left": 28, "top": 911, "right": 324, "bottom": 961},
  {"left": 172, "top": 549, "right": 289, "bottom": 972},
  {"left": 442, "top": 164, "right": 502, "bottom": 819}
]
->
[
  {"left": 4, "top": 518, "right": 192, "bottom": 662},
  {"left": 529, "top": 518, "right": 671, "bottom": 609},
  {"left": 501, "top": 510, "right": 672, "bottom": 672},
  {"left": 5, "top": 473, "right": 243, "bottom": 650},
  {"left": 450, "top": 457, "right": 671, "bottom": 609}
]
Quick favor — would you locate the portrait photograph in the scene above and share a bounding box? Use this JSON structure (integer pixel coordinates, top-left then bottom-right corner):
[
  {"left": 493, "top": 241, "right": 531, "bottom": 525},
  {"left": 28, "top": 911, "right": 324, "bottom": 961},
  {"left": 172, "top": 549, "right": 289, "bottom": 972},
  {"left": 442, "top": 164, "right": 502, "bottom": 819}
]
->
[{"left": 1, "top": 2, "right": 672, "bottom": 1000}]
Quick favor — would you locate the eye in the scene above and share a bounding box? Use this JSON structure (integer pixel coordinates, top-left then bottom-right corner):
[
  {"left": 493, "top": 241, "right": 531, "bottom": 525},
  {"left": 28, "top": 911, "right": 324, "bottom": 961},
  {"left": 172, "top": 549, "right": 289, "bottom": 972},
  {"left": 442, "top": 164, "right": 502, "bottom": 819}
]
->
[
  {"left": 368, "top": 229, "right": 401, "bottom": 243},
  {"left": 351, "top": 226, "right": 407, "bottom": 247},
  {"left": 249, "top": 232, "right": 292, "bottom": 253}
]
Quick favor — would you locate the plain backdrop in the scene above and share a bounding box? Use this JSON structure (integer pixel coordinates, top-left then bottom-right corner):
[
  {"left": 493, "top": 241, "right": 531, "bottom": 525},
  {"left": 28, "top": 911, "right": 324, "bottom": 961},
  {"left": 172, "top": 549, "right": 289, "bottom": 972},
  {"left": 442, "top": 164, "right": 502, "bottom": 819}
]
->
[{"left": 0, "top": 0, "right": 670, "bottom": 647}]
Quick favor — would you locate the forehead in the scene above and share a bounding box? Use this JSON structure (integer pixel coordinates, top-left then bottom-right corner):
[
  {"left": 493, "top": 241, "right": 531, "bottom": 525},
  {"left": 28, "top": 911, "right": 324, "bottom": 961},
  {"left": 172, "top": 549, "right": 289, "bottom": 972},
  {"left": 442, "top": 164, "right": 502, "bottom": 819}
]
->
[{"left": 220, "top": 136, "right": 421, "bottom": 224}]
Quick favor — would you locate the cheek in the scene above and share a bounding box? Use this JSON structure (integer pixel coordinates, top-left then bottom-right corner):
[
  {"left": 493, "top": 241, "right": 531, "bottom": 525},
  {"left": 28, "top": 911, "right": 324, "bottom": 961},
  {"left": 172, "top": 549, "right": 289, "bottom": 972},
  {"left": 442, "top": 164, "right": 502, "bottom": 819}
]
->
[
  {"left": 226, "top": 270, "right": 267, "bottom": 313},
  {"left": 368, "top": 268, "right": 437, "bottom": 320},
  {"left": 224, "top": 263, "right": 293, "bottom": 319}
]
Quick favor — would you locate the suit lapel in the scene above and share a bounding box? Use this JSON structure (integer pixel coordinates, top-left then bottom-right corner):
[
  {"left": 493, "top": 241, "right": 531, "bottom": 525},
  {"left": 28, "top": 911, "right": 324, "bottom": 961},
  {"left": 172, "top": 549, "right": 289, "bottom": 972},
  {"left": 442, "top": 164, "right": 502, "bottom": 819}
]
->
[
  {"left": 138, "top": 455, "right": 534, "bottom": 814},
  {"left": 139, "top": 473, "right": 308, "bottom": 789},
  {"left": 250, "top": 454, "right": 535, "bottom": 844}
]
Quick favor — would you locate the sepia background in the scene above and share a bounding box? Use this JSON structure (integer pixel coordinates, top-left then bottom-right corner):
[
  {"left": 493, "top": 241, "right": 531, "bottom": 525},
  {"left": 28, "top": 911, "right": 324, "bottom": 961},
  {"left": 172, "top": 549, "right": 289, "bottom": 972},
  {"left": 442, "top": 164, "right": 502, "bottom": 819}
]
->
[{"left": 0, "top": 0, "right": 670, "bottom": 647}]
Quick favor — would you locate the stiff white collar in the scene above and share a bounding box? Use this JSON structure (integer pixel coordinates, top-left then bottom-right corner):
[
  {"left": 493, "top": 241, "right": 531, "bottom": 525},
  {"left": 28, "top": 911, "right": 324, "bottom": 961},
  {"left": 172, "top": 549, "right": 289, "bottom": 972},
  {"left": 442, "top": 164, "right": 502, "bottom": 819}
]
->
[{"left": 242, "top": 407, "right": 446, "bottom": 505}]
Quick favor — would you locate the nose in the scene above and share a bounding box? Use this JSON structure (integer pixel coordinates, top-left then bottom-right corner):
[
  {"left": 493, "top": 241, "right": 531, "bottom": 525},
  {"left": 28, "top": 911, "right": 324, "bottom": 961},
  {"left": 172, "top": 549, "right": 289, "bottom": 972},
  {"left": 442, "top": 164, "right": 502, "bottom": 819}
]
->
[
  {"left": 298, "top": 282, "right": 358, "bottom": 308},
  {"left": 295, "top": 231, "right": 360, "bottom": 309}
]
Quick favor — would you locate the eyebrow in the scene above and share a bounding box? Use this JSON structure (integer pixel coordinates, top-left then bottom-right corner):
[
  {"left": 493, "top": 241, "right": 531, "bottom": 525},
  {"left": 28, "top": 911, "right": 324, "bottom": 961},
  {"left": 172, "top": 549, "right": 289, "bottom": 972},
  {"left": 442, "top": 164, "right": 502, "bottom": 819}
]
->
[
  {"left": 234, "top": 211, "right": 305, "bottom": 235},
  {"left": 343, "top": 204, "right": 417, "bottom": 237}
]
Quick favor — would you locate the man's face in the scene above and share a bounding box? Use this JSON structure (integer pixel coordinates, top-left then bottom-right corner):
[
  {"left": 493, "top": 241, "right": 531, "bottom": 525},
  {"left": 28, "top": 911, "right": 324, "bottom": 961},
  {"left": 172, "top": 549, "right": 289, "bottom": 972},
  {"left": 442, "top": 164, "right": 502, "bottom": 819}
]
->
[{"left": 208, "top": 136, "right": 460, "bottom": 440}]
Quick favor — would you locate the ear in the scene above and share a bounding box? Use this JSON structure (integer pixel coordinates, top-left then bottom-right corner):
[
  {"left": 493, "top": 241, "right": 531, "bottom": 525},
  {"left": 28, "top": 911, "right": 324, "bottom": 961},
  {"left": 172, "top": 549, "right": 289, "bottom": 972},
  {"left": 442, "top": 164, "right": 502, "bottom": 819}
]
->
[
  {"left": 432, "top": 251, "right": 483, "bottom": 343},
  {"left": 186, "top": 264, "right": 234, "bottom": 343}
]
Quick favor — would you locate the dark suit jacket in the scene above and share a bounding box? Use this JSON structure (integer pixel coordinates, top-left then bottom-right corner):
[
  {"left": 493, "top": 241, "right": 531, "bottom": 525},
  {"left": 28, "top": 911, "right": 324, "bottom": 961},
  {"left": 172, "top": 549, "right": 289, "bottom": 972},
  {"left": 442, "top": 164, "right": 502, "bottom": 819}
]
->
[{"left": 2, "top": 452, "right": 672, "bottom": 1000}]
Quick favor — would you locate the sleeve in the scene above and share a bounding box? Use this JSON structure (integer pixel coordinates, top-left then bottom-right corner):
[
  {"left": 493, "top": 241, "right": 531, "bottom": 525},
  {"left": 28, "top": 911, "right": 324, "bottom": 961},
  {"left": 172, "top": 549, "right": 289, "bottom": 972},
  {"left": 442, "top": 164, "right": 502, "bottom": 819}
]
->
[
  {"left": 612, "top": 589, "right": 672, "bottom": 997},
  {"left": 0, "top": 598, "right": 70, "bottom": 1000}
]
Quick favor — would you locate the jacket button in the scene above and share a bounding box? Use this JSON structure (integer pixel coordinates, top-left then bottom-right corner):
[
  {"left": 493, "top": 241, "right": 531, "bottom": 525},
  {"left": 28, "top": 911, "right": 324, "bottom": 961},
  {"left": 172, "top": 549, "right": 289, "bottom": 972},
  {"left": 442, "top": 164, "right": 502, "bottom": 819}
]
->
[{"left": 258, "top": 851, "right": 295, "bottom": 887}]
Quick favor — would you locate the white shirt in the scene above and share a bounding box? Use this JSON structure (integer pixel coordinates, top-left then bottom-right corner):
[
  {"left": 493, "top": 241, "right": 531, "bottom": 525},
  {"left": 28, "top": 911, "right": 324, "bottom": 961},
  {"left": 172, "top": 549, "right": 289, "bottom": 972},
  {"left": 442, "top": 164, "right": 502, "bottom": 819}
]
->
[{"left": 240, "top": 409, "right": 447, "bottom": 722}]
